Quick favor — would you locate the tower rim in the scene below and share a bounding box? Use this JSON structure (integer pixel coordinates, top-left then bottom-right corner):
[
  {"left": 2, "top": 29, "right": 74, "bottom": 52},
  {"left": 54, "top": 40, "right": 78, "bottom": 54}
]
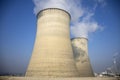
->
[
  {"left": 71, "top": 37, "right": 88, "bottom": 41},
  {"left": 36, "top": 8, "right": 71, "bottom": 20}
]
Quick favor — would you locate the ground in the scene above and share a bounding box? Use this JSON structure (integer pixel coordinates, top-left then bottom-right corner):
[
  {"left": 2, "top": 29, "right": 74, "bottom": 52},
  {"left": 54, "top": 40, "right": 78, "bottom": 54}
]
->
[{"left": 0, "top": 76, "right": 119, "bottom": 80}]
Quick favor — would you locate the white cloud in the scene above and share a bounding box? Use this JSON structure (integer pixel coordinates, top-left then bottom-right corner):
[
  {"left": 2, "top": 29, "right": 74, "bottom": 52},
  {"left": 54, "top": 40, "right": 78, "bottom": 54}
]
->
[
  {"left": 71, "top": 11, "right": 102, "bottom": 38},
  {"left": 33, "top": 0, "right": 84, "bottom": 23},
  {"left": 33, "top": 0, "right": 104, "bottom": 39},
  {"left": 71, "top": 21, "right": 100, "bottom": 38},
  {"left": 95, "top": 0, "right": 107, "bottom": 7}
]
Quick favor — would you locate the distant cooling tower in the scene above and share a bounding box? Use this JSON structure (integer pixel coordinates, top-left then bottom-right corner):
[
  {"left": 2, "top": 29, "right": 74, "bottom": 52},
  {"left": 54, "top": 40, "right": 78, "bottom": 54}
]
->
[
  {"left": 26, "top": 8, "right": 79, "bottom": 77},
  {"left": 71, "top": 37, "right": 94, "bottom": 77}
]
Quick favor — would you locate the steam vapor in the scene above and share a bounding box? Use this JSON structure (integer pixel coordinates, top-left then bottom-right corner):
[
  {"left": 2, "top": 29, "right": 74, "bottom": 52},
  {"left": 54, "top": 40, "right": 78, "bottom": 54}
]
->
[{"left": 33, "top": 0, "right": 103, "bottom": 38}]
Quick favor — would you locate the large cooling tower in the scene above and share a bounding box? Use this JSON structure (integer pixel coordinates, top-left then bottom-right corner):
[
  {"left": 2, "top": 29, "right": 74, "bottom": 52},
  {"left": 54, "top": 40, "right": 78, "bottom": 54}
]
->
[
  {"left": 71, "top": 37, "right": 94, "bottom": 77},
  {"left": 26, "top": 8, "right": 79, "bottom": 77}
]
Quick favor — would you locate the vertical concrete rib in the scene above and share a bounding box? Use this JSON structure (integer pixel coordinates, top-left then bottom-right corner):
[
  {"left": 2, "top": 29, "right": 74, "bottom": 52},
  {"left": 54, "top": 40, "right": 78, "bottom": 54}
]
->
[
  {"left": 71, "top": 37, "right": 94, "bottom": 77},
  {"left": 26, "top": 8, "right": 79, "bottom": 77}
]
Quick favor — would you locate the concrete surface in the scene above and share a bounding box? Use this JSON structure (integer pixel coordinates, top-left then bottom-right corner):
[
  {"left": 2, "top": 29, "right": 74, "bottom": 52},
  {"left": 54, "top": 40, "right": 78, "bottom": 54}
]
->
[{"left": 71, "top": 38, "right": 94, "bottom": 77}]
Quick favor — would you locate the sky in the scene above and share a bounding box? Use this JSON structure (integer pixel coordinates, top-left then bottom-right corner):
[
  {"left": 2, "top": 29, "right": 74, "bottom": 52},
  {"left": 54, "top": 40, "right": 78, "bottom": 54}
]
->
[{"left": 0, "top": 0, "right": 120, "bottom": 75}]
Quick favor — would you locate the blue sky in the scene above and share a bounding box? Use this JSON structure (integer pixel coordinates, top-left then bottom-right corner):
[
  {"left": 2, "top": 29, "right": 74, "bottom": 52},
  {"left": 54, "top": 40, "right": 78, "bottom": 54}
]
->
[{"left": 0, "top": 0, "right": 120, "bottom": 74}]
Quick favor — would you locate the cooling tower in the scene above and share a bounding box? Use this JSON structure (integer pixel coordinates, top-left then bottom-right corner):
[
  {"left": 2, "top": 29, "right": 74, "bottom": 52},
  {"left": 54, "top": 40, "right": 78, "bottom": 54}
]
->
[
  {"left": 71, "top": 37, "right": 94, "bottom": 77},
  {"left": 26, "top": 8, "right": 79, "bottom": 77}
]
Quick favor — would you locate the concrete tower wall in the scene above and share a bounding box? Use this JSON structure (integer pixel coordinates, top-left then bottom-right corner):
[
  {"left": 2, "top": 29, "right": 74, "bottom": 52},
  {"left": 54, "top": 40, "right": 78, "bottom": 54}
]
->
[
  {"left": 26, "top": 8, "right": 79, "bottom": 77},
  {"left": 71, "top": 38, "right": 94, "bottom": 77}
]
